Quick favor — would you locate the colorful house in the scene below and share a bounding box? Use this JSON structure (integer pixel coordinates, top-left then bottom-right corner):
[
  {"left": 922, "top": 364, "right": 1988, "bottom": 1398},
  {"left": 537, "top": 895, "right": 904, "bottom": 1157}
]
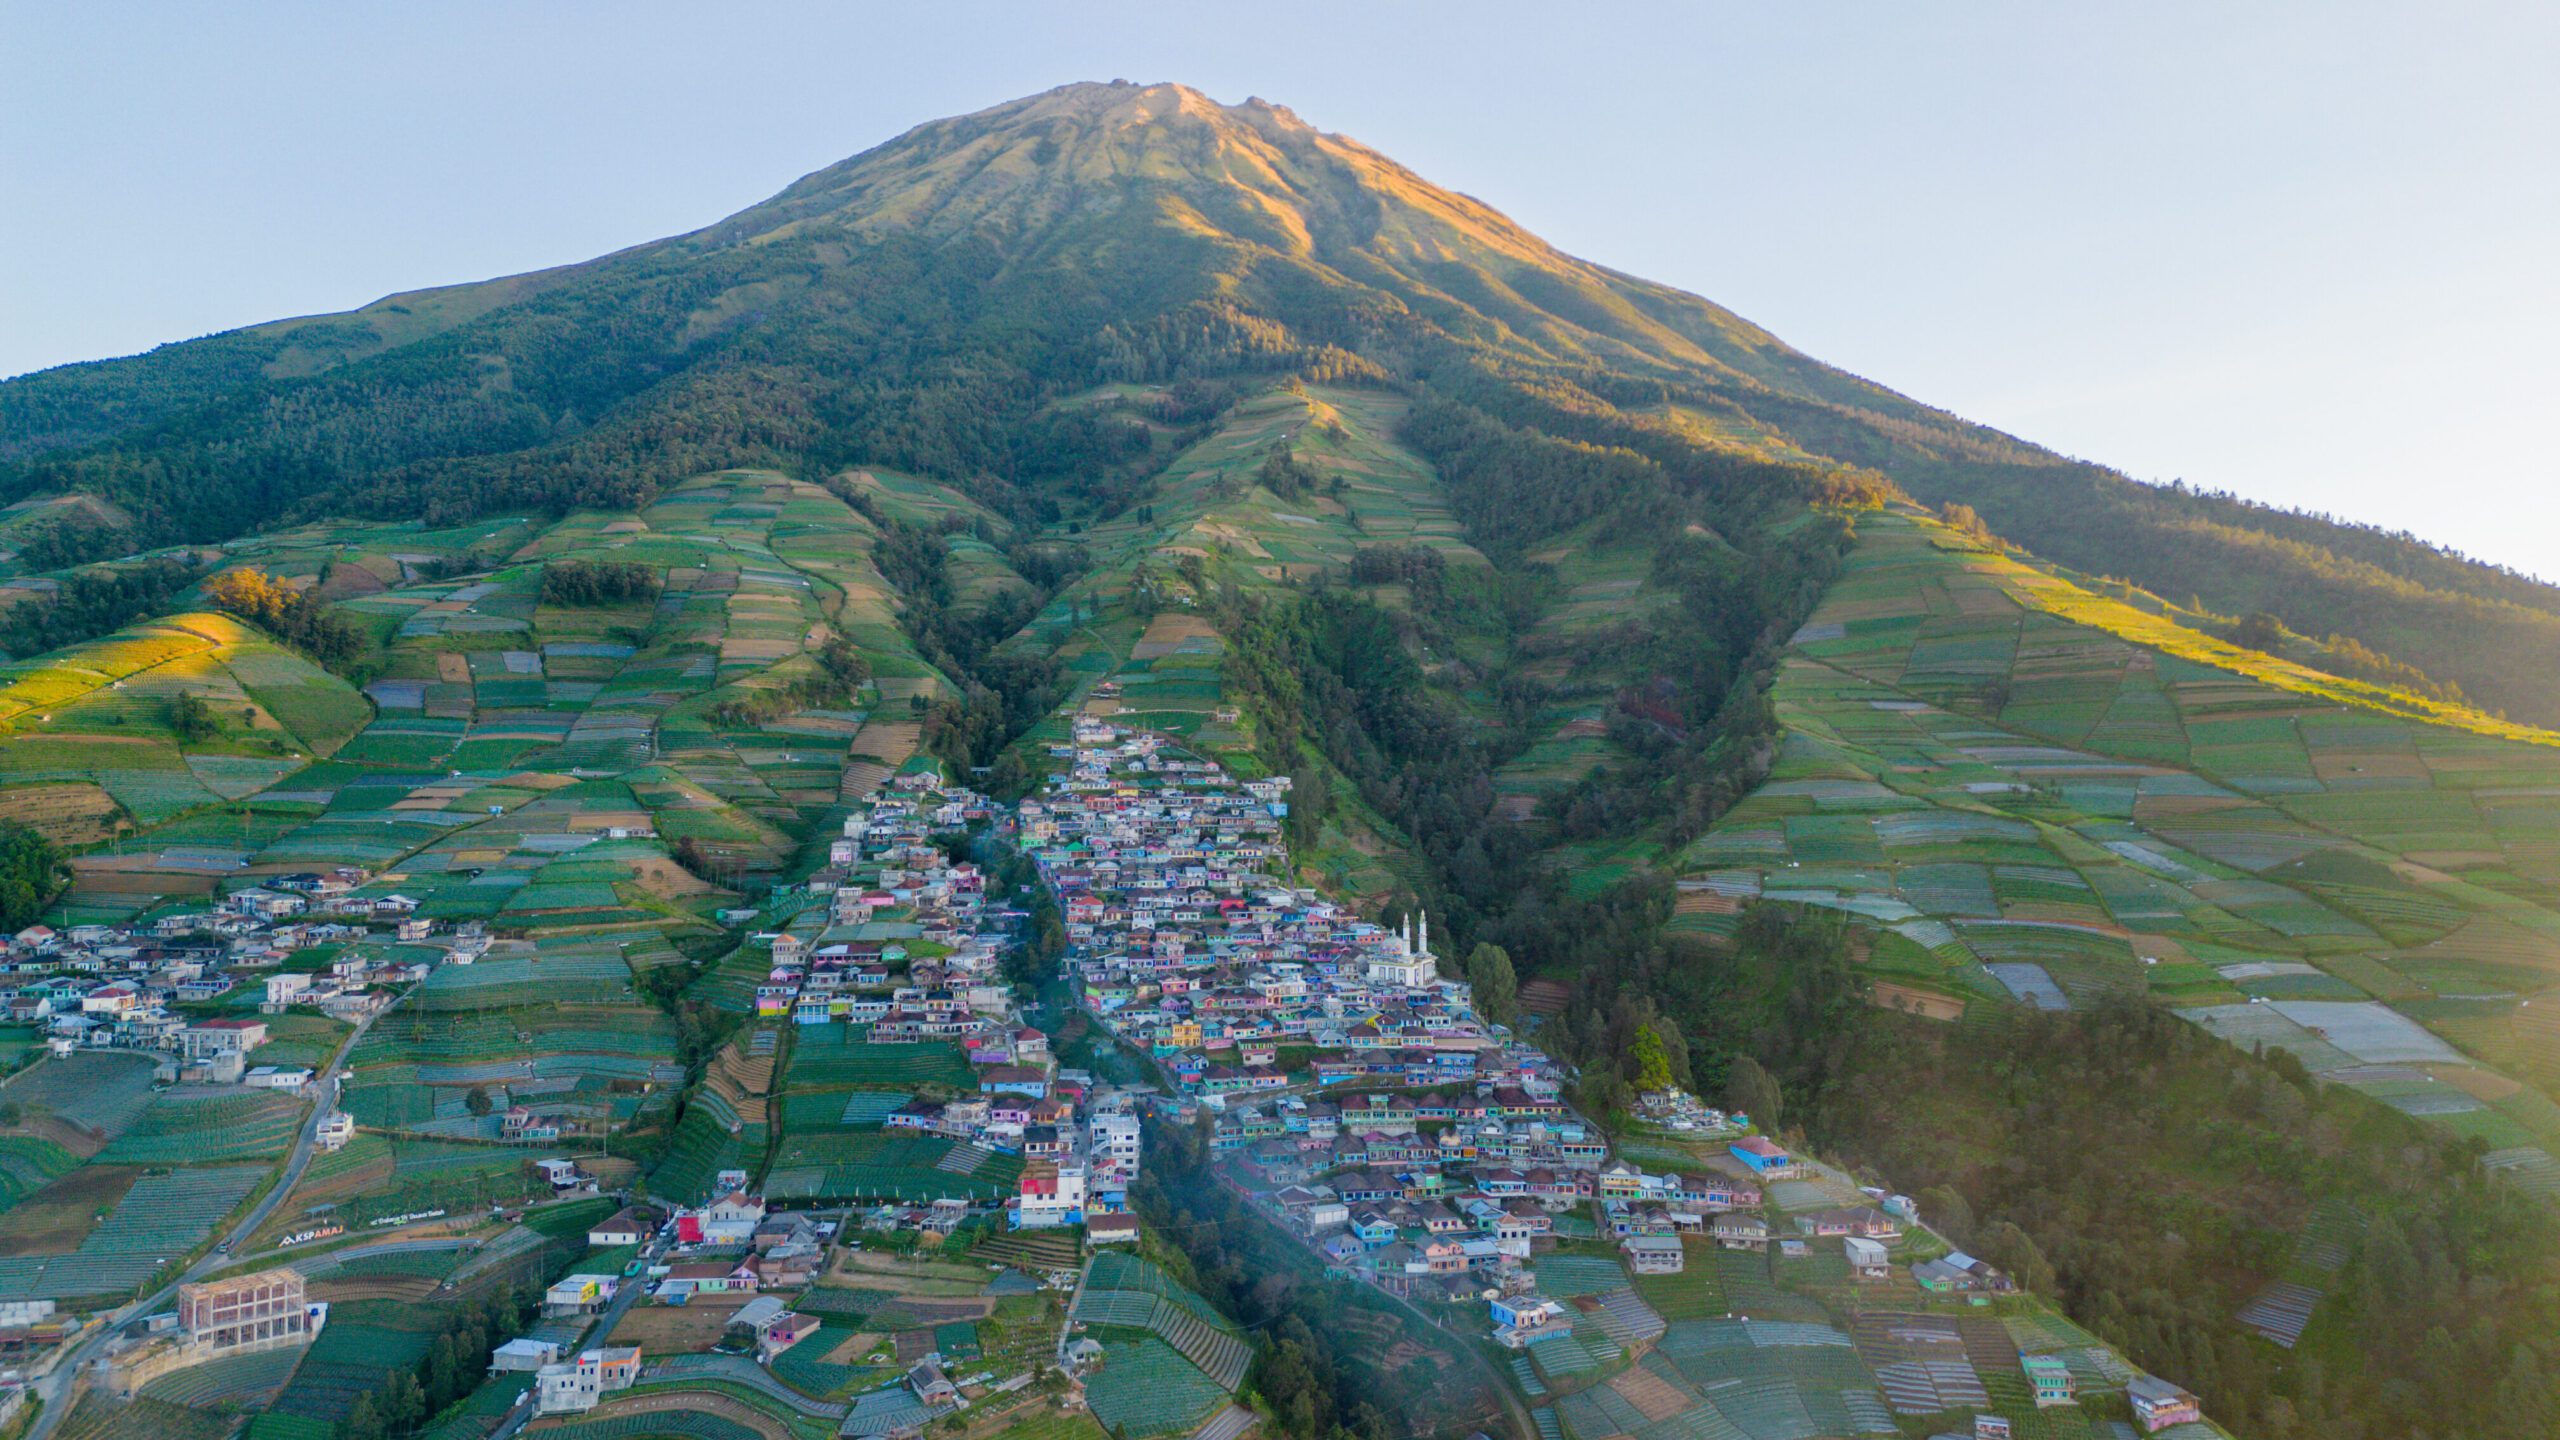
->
[
  {"left": 2022, "top": 1352, "right": 2076, "bottom": 1408},
  {"left": 1728, "top": 1136, "right": 1794, "bottom": 1175},
  {"left": 2128, "top": 1376, "right": 2202, "bottom": 1432}
]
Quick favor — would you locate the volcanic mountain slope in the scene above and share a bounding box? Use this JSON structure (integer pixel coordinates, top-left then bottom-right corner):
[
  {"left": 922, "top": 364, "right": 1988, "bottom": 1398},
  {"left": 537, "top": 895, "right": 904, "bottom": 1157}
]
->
[
  {"left": 3, "top": 82, "right": 2560, "bottom": 1440},
  {"left": 10, "top": 80, "right": 2560, "bottom": 1165},
  {"left": 4, "top": 80, "right": 2554, "bottom": 719}
]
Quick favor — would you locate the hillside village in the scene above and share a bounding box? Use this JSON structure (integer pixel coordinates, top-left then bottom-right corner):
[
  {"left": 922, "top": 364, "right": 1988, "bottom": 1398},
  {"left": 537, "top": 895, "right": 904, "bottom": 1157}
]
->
[
  {"left": 0, "top": 717, "right": 2233, "bottom": 1440},
  {"left": 1020, "top": 725, "right": 2225, "bottom": 1440},
  {"left": 1025, "top": 719, "right": 1497, "bottom": 1085},
  {"left": 6, "top": 60, "right": 2560, "bottom": 1440},
  {"left": 4, "top": 874, "right": 460, "bottom": 1083},
  {"left": 752, "top": 765, "right": 1151, "bottom": 1239}
]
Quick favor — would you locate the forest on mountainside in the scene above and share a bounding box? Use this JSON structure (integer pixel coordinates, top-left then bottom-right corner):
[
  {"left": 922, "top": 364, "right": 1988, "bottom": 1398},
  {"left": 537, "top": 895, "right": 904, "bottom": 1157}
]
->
[
  {"left": 1194, "top": 344, "right": 2560, "bottom": 1440},
  {"left": 0, "top": 820, "right": 66, "bottom": 930},
  {"left": 1875, "top": 455, "right": 2560, "bottom": 722},
  {"left": 1136, "top": 1116, "right": 1511, "bottom": 1440},
  {"left": 0, "top": 214, "right": 1369, "bottom": 551},
  {"left": 1682, "top": 906, "right": 2560, "bottom": 1440},
  {"left": 5, "top": 79, "right": 2549, "bottom": 726},
  {"left": 200, "top": 566, "right": 367, "bottom": 671},
  {"left": 841, "top": 499, "right": 1082, "bottom": 777},
  {"left": 538, "top": 557, "right": 660, "bottom": 605},
  {"left": 1209, "top": 378, "right": 1852, "bottom": 1069},
  {"left": 0, "top": 556, "right": 197, "bottom": 660}
]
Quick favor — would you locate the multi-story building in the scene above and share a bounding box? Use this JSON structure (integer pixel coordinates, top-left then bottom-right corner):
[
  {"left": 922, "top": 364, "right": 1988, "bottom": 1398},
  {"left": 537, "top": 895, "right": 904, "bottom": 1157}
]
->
[
  {"left": 177, "top": 1017, "right": 267, "bottom": 1061},
  {"left": 1013, "top": 1159, "right": 1087, "bottom": 1229},
  {"left": 178, "top": 1267, "right": 311, "bottom": 1356},
  {"left": 534, "top": 1346, "right": 642, "bottom": 1415},
  {"left": 1089, "top": 1110, "right": 1141, "bottom": 1169}
]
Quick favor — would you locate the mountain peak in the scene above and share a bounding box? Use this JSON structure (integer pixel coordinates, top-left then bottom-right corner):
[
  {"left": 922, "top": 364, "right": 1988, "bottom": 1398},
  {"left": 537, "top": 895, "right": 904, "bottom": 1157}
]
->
[
  {"left": 712, "top": 77, "right": 1568, "bottom": 273},
  {"left": 6, "top": 77, "right": 2556, "bottom": 737},
  {"left": 918, "top": 79, "right": 1318, "bottom": 146},
  {"left": 1004, "top": 78, "right": 1291, "bottom": 124}
]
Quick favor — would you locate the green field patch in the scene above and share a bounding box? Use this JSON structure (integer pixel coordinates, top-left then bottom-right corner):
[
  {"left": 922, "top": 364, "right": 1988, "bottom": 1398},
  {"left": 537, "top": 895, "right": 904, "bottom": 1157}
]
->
[
  {"left": 96, "top": 1089, "right": 306, "bottom": 1166},
  {"left": 785, "top": 1028, "right": 970, "bottom": 1092}
]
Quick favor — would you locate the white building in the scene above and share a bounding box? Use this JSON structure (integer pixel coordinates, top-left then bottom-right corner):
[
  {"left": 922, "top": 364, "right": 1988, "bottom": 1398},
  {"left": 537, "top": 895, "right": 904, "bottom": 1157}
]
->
[
  {"left": 1363, "top": 914, "right": 1438, "bottom": 989},
  {"left": 1089, "top": 1111, "right": 1141, "bottom": 1168},
  {"left": 534, "top": 1346, "right": 641, "bottom": 1415},
  {"left": 178, "top": 1018, "right": 267, "bottom": 1061},
  {"left": 695, "top": 1190, "right": 765, "bottom": 1243},
  {"left": 1013, "top": 1161, "right": 1087, "bottom": 1229},
  {"left": 489, "top": 1337, "right": 561, "bottom": 1373},
  {"left": 261, "top": 973, "right": 310, "bottom": 1012},
  {"left": 314, "top": 1111, "right": 355, "bottom": 1152}
]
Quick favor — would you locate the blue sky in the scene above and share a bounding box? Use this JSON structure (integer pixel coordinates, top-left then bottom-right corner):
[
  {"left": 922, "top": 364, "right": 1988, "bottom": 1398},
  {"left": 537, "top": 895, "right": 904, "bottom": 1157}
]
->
[{"left": 4, "top": 2, "right": 2554, "bottom": 575}]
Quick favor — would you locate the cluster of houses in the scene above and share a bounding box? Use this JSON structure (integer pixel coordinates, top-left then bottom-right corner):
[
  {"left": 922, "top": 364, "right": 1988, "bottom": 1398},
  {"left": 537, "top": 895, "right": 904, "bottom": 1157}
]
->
[
  {"left": 893, "top": 1082, "right": 1146, "bottom": 1240},
  {"left": 508, "top": 1184, "right": 992, "bottom": 1422},
  {"left": 1210, "top": 1073, "right": 1600, "bottom": 1173},
  {"left": 1245, "top": 1138, "right": 1776, "bottom": 1306},
  {"left": 1022, "top": 724, "right": 1513, "bottom": 1094},
  {"left": 1631, "top": 1085, "right": 1741, "bottom": 1134},
  {"left": 481, "top": 1188, "right": 829, "bottom": 1414},
  {"left": 751, "top": 771, "right": 1146, "bottom": 1245},
  {"left": 754, "top": 770, "right": 1013, "bottom": 1032},
  {"left": 501, "top": 1190, "right": 827, "bottom": 1415},
  {"left": 577, "top": 1185, "right": 829, "bottom": 1303},
  {"left": 0, "top": 869, "right": 487, "bottom": 1084},
  {"left": 501, "top": 1339, "right": 641, "bottom": 1417}
]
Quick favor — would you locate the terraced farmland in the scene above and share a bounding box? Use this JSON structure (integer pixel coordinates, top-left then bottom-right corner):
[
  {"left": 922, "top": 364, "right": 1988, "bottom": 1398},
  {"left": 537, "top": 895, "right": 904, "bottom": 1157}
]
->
[
  {"left": 267, "top": 1133, "right": 573, "bottom": 1236},
  {"left": 1685, "top": 509, "right": 2560, "bottom": 1179},
  {"left": 269, "top": 1299, "right": 447, "bottom": 1424},
  {"left": 0, "top": 611, "right": 370, "bottom": 842},
  {"left": 764, "top": 1127, "right": 1018, "bottom": 1204},
  {"left": 51, "top": 1392, "right": 241, "bottom": 1440},
  {"left": 95, "top": 1088, "right": 307, "bottom": 1165},
  {"left": 339, "top": 938, "right": 681, "bottom": 1141},
  {"left": 647, "top": 1030, "right": 776, "bottom": 1204},
  {"left": 0, "top": 1049, "right": 159, "bottom": 1146},
  {"left": 0, "top": 473, "right": 992, "bottom": 1349},
  {"left": 0, "top": 1164, "right": 265, "bottom": 1304},
  {"left": 136, "top": 1342, "right": 307, "bottom": 1409},
  {"left": 784, "top": 1028, "right": 969, "bottom": 1091},
  {"left": 1080, "top": 1336, "right": 1232, "bottom": 1439},
  {"left": 1066, "top": 1252, "right": 1251, "bottom": 1439},
  {"left": 0, "top": 1134, "right": 79, "bottom": 1210}
]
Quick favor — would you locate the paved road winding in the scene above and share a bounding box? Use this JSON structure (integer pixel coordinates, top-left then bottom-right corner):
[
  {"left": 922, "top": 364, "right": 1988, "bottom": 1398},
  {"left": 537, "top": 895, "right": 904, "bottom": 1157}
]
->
[{"left": 25, "top": 1007, "right": 379, "bottom": 1440}]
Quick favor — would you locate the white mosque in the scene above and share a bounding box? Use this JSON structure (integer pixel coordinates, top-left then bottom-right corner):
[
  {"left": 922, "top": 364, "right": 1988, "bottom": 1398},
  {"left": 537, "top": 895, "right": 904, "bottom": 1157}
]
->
[{"left": 1364, "top": 910, "right": 1441, "bottom": 989}]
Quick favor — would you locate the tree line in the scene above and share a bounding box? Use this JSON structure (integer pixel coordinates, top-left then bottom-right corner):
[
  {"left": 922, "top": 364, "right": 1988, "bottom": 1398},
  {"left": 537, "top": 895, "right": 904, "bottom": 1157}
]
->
[
  {"left": 335, "top": 1284, "right": 539, "bottom": 1440},
  {"left": 0, "top": 821, "right": 65, "bottom": 931},
  {"left": 844, "top": 507, "right": 1080, "bottom": 783},
  {"left": 201, "top": 566, "right": 367, "bottom": 672},
  {"left": 539, "top": 558, "right": 661, "bottom": 605},
  {"left": 1673, "top": 904, "right": 2559, "bottom": 1440},
  {"left": 1886, "top": 453, "right": 2560, "bottom": 725},
  {"left": 0, "top": 556, "right": 196, "bottom": 661}
]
